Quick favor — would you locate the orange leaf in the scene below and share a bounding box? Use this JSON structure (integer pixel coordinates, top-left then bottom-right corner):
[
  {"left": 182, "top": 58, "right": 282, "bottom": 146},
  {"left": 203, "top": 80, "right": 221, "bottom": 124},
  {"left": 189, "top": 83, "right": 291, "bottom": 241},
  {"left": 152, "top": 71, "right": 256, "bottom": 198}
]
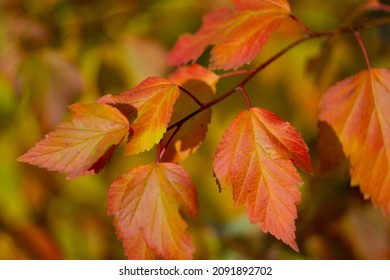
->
[
  {"left": 113, "top": 220, "right": 157, "bottom": 260},
  {"left": 168, "top": 0, "right": 291, "bottom": 70},
  {"left": 108, "top": 163, "right": 198, "bottom": 259},
  {"left": 319, "top": 68, "right": 390, "bottom": 215},
  {"left": 18, "top": 103, "right": 129, "bottom": 179},
  {"left": 98, "top": 77, "right": 181, "bottom": 156},
  {"left": 213, "top": 107, "right": 312, "bottom": 251}
]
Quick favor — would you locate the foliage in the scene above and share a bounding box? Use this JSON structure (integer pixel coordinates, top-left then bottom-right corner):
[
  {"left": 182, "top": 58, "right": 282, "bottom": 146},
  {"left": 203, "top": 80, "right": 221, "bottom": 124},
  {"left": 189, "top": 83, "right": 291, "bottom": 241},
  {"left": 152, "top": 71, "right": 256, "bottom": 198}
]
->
[
  {"left": 1, "top": 0, "right": 390, "bottom": 259},
  {"left": 214, "top": 107, "right": 312, "bottom": 252},
  {"left": 320, "top": 68, "right": 390, "bottom": 214},
  {"left": 168, "top": 0, "right": 292, "bottom": 69}
]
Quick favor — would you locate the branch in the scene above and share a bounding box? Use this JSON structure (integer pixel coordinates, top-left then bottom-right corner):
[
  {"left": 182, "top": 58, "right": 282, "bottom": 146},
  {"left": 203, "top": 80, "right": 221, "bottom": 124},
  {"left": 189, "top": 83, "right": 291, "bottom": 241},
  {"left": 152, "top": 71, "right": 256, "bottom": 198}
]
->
[
  {"left": 167, "top": 17, "right": 390, "bottom": 132},
  {"left": 167, "top": 35, "right": 311, "bottom": 131},
  {"left": 219, "top": 69, "right": 256, "bottom": 79},
  {"left": 178, "top": 86, "right": 204, "bottom": 106}
]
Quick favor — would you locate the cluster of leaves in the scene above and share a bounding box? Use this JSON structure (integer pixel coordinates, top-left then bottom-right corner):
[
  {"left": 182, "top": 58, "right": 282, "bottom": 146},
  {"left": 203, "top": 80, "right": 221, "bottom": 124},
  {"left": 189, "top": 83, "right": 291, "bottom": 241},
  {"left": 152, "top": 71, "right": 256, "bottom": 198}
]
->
[{"left": 17, "top": 0, "right": 390, "bottom": 259}]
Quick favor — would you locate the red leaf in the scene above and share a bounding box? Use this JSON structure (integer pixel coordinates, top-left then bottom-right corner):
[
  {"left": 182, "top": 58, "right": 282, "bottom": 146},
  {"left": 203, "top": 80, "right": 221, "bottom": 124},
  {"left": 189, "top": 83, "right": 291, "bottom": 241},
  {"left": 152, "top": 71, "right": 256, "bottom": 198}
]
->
[
  {"left": 168, "top": 0, "right": 291, "bottom": 70},
  {"left": 98, "top": 77, "right": 181, "bottom": 156},
  {"left": 18, "top": 103, "right": 129, "bottom": 179},
  {"left": 109, "top": 163, "right": 198, "bottom": 259},
  {"left": 213, "top": 107, "right": 312, "bottom": 251},
  {"left": 320, "top": 68, "right": 390, "bottom": 215}
]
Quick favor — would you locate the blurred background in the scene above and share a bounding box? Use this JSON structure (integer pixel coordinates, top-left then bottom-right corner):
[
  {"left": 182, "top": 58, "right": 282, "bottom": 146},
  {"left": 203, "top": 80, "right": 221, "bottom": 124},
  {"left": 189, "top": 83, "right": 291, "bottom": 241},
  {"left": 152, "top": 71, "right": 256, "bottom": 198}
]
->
[{"left": 0, "top": 0, "right": 389, "bottom": 259}]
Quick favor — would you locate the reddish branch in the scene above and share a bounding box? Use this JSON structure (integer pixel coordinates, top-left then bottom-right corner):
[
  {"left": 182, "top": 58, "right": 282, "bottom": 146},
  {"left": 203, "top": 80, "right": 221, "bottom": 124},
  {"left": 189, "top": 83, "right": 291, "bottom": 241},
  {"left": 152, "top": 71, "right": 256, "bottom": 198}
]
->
[
  {"left": 166, "top": 17, "right": 389, "bottom": 133},
  {"left": 160, "top": 17, "right": 390, "bottom": 157}
]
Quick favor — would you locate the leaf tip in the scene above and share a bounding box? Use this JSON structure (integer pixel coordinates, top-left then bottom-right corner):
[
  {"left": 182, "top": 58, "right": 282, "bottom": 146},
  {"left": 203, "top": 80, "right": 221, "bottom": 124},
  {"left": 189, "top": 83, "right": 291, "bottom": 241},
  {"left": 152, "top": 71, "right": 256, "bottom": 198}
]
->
[{"left": 290, "top": 242, "right": 300, "bottom": 253}]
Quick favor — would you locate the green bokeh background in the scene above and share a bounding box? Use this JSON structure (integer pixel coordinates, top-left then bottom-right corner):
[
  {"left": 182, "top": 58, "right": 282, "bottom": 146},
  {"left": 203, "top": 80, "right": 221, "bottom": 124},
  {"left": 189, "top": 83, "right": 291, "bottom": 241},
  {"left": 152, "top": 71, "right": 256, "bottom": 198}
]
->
[{"left": 0, "top": 0, "right": 389, "bottom": 259}]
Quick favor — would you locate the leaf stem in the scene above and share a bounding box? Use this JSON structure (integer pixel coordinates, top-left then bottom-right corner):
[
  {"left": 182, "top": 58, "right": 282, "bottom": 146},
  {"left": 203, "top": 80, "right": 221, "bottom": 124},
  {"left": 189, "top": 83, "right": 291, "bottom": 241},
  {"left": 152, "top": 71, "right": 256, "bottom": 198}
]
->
[
  {"left": 354, "top": 31, "right": 372, "bottom": 70},
  {"left": 179, "top": 85, "right": 204, "bottom": 106},
  {"left": 236, "top": 86, "right": 252, "bottom": 109},
  {"left": 289, "top": 14, "right": 315, "bottom": 35},
  {"left": 219, "top": 69, "right": 256, "bottom": 79}
]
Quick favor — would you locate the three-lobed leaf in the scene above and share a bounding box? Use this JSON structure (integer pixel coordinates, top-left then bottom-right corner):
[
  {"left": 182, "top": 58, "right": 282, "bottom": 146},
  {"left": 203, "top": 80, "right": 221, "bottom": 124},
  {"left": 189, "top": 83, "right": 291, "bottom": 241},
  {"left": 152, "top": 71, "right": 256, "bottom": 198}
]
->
[
  {"left": 213, "top": 107, "right": 312, "bottom": 251},
  {"left": 320, "top": 68, "right": 390, "bottom": 215},
  {"left": 98, "top": 77, "right": 181, "bottom": 156},
  {"left": 168, "top": 0, "right": 291, "bottom": 70},
  {"left": 18, "top": 103, "right": 129, "bottom": 179},
  {"left": 108, "top": 162, "right": 198, "bottom": 259}
]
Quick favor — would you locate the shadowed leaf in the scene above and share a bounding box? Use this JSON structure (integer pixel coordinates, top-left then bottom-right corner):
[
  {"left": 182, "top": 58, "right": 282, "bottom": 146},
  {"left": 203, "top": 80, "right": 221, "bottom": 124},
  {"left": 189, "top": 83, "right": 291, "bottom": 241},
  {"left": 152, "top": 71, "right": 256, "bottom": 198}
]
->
[{"left": 160, "top": 65, "right": 219, "bottom": 162}]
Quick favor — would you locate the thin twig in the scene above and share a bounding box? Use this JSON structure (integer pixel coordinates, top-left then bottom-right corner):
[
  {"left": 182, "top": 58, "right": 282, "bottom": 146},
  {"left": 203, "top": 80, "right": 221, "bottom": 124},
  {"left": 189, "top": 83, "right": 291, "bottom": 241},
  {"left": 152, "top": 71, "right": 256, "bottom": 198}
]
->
[
  {"left": 167, "top": 35, "right": 311, "bottom": 130},
  {"left": 166, "top": 17, "right": 390, "bottom": 132},
  {"left": 219, "top": 69, "right": 256, "bottom": 79},
  {"left": 290, "top": 14, "right": 315, "bottom": 35},
  {"left": 179, "top": 86, "right": 204, "bottom": 106}
]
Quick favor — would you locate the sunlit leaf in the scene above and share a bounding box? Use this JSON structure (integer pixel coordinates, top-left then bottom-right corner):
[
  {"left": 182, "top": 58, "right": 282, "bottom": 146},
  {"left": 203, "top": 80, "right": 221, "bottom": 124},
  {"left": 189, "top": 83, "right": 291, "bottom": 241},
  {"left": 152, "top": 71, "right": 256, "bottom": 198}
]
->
[
  {"left": 18, "top": 103, "right": 129, "bottom": 179},
  {"left": 108, "top": 163, "right": 198, "bottom": 259},
  {"left": 98, "top": 77, "right": 180, "bottom": 156},
  {"left": 214, "top": 107, "right": 312, "bottom": 251},
  {"left": 320, "top": 68, "right": 390, "bottom": 215},
  {"left": 168, "top": 0, "right": 291, "bottom": 70},
  {"left": 112, "top": 220, "right": 157, "bottom": 260}
]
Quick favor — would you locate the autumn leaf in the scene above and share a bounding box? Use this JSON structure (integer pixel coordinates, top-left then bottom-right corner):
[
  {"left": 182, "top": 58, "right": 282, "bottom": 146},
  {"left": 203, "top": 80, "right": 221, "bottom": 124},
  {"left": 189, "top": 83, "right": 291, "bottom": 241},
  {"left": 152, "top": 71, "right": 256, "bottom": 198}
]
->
[
  {"left": 18, "top": 103, "right": 129, "bottom": 179},
  {"left": 160, "top": 65, "right": 219, "bottom": 162},
  {"left": 169, "top": 64, "right": 220, "bottom": 93},
  {"left": 319, "top": 68, "right": 390, "bottom": 215},
  {"left": 160, "top": 81, "right": 213, "bottom": 162},
  {"left": 213, "top": 107, "right": 312, "bottom": 251},
  {"left": 113, "top": 220, "right": 157, "bottom": 260},
  {"left": 98, "top": 77, "right": 181, "bottom": 156},
  {"left": 317, "top": 121, "right": 345, "bottom": 173},
  {"left": 108, "top": 163, "right": 198, "bottom": 259},
  {"left": 168, "top": 0, "right": 291, "bottom": 70}
]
